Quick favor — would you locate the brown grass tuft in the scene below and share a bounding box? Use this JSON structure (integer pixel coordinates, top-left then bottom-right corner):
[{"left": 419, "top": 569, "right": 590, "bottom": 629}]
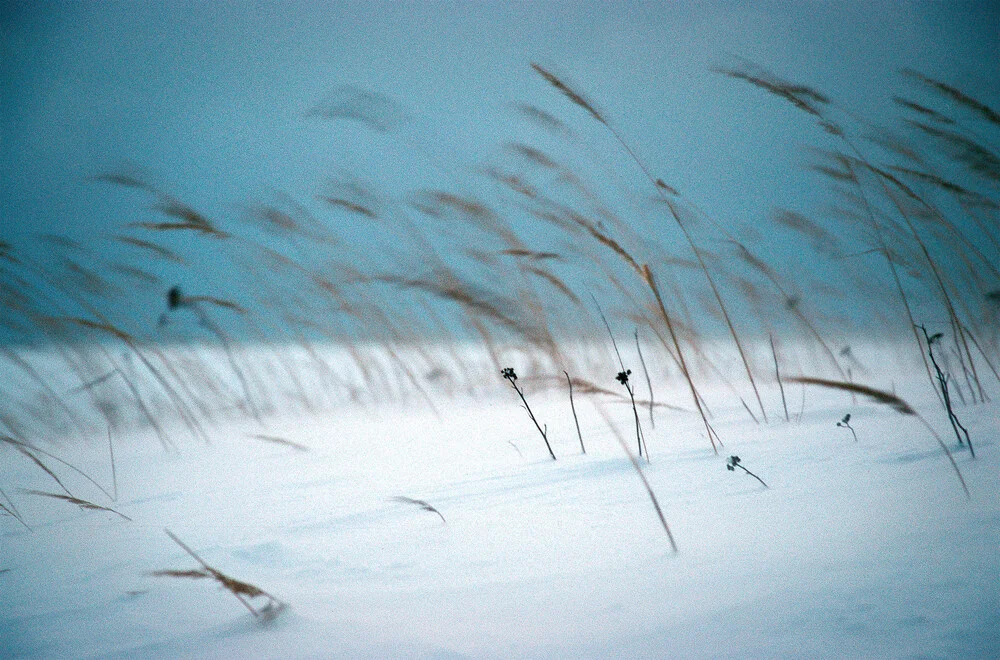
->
[{"left": 154, "top": 529, "right": 285, "bottom": 619}]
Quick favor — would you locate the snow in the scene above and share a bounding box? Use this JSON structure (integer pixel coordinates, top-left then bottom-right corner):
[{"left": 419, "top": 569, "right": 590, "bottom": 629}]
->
[{"left": 2, "top": 342, "right": 998, "bottom": 658}]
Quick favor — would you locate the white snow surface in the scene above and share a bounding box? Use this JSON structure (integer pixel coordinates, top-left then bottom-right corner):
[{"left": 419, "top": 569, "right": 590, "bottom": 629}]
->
[{"left": 2, "top": 343, "right": 998, "bottom": 659}]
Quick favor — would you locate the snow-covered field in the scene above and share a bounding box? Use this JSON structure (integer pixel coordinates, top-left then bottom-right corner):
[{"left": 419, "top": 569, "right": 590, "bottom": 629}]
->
[{"left": 2, "top": 342, "right": 997, "bottom": 658}]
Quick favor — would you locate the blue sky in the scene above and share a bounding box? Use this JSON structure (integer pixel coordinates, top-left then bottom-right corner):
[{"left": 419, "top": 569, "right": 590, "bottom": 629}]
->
[{"left": 2, "top": 1, "right": 998, "bottom": 342}]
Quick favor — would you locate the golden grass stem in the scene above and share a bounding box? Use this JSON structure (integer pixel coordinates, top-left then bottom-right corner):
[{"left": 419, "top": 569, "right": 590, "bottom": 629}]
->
[
  {"left": 595, "top": 404, "right": 677, "bottom": 553},
  {"left": 643, "top": 266, "right": 720, "bottom": 453},
  {"left": 532, "top": 62, "right": 768, "bottom": 425}
]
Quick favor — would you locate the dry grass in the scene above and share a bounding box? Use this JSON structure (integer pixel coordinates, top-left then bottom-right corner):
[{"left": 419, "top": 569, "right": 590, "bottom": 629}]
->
[
  {"left": 594, "top": 404, "right": 677, "bottom": 553},
  {"left": 391, "top": 496, "right": 447, "bottom": 523},
  {"left": 1, "top": 59, "right": 995, "bottom": 559},
  {"left": 249, "top": 434, "right": 310, "bottom": 452},
  {"left": 21, "top": 489, "right": 131, "bottom": 521},
  {"left": 152, "top": 529, "right": 285, "bottom": 619},
  {"left": 789, "top": 376, "right": 969, "bottom": 497}
]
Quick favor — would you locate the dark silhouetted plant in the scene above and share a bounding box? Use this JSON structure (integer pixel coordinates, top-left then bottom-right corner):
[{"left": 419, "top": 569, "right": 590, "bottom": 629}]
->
[
  {"left": 502, "top": 367, "right": 555, "bottom": 460},
  {"left": 918, "top": 324, "right": 974, "bottom": 457},
  {"left": 616, "top": 368, "right": 646, "bottom": 460},
  {"left": 593, "top": 297, "right": 646, "bottom": 459},
  {"left": 836, "top": 413, "right": 858, "bottom": 442},
  {"left": 726, "top": 455, "right": 768, "bottom": 489}
]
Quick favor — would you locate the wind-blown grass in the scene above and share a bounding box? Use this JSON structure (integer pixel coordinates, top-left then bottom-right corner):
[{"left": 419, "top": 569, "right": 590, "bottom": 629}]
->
[
  {"left": 789, "top": 376, "right": 969, "bottom": 497},
  {"left": 153, "top": 529, "right": 285, "bottom": 619}
]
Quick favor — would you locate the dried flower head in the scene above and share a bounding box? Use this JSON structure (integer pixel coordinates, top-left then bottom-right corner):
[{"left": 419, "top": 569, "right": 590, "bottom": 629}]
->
[{"left": 167, "top": 286, "right": 183, "bottom": 310}]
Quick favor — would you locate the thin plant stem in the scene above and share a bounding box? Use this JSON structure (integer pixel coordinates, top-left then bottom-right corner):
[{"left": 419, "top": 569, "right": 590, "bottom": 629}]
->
[
  {"left": 644, "top": 266, "right": 721, "bottom": 452},
  {"left": 635, "top": 329, "right": 655, "bottom": 429},
  {"left": 623, "top": 376, "right": 646, "bottom": 462},
  {"left": 108, "top": 426, "right": 118, "bottom": 502},
  {"left": 730, "top": 459, "right": 769, "bottom": 488},
  {"left": 564, "top": 370, "right": 585, "bottom": 454},
  {"left": 504, "top": 371, "right": 556, "bottom": 460},
  {"left": 592, "top": 296, "right": 644, "bottom": 458},
  {"left": 770, "top": 334, "right": 790, "bottom": 422},
  {"left": 595, "top": 405, "right": 677, "bottom": 553},
  {"left": 918, "top": 325, "right": 975, "bottom": 458}
]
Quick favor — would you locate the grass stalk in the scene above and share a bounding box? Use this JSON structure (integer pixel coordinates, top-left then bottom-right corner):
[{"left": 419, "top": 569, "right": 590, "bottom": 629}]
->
[
  {"left": 22, "top": 489, "right": 131, "bottom": 521},
  {"left": 634, "top": 329, "right": 655, "bottom": 429},
  {"left": 157, "top": 529, "right": 284, "bottom": 618},
  {"left": 564, "top": 370, "right": 586, "bottom": 454},
  {"left": 392, "top": 496, "right": 446, "bottom": 523},
  {"left": 770, "top": 334, "right": 790, "bottom": 422},
  {"left": 108, "top": 427, "right": 118, "bottom": 501},
  {"left": 790, "top": 376, "right": 969, "bottom": 498},
  {"left": 644, "top": 266, "right": 721, "bottom": 452},
  {"left": 592, "top": 297, "right": 644, "bottom": 458},
  {"left": 532, "top": 62, "right": 768, "bottom": 426},
  {"left": 595, "top": 404, "right": 677, "bottom": 553},
  {"left": 0, "top": 487, "right": 30, "bottom": 530}
]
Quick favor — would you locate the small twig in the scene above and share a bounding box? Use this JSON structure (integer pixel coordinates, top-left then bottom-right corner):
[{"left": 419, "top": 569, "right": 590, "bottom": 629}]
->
[
  {"left": 918, "top": 325, "right": 974, "bottom": 458},
  {"left": 617, "top": 369, "right": 646, "bottom": 461}
]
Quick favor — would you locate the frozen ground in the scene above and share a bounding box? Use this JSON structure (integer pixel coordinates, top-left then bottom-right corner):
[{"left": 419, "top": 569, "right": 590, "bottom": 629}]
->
[{"left": 1, "top": 343, "right": 998, "bottom": 658}]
